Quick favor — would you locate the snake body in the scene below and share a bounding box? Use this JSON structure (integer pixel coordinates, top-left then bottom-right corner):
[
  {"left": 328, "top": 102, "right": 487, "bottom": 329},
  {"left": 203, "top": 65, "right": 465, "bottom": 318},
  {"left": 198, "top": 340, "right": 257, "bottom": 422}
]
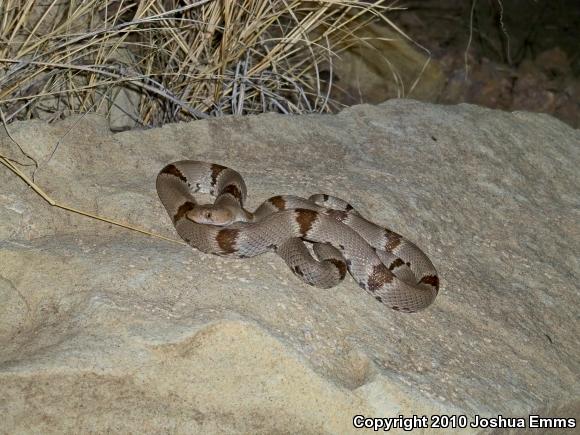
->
[{"left": 156, "top": 161, "right": 439, "bottom": 312}]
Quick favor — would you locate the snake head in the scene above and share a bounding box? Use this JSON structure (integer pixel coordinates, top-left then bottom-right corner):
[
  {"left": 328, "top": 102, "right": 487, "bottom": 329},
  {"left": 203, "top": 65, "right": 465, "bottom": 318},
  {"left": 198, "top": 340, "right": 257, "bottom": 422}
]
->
[{"left": 187, "top": 205, "right": 235, "bottom": 225}]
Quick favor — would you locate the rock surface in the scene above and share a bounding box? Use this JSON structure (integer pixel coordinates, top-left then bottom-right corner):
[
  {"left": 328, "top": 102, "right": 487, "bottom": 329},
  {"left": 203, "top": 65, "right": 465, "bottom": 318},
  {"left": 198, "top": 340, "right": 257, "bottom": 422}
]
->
[{"left": 0, "top": 101, "right": 578, "bottom": 434}]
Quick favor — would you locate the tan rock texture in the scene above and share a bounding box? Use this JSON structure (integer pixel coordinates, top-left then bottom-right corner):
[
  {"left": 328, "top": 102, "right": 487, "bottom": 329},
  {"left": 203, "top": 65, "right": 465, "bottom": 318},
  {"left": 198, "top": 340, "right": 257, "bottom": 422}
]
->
[{"left": 1, "top": 101, "right": 578, "bottom": 434}]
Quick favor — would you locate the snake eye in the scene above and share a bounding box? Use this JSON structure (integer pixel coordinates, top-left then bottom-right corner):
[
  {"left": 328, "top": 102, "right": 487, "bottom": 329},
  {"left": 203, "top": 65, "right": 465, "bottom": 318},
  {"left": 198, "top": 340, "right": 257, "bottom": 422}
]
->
[{"left": 204, "top": 211, "right": 212, "bottom": 219}]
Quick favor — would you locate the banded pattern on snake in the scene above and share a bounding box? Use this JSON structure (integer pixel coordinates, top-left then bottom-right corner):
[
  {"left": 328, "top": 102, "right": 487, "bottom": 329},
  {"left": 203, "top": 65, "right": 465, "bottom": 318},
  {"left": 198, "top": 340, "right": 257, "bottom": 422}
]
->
[{"left": 156, "top": 160, "right": 439, "bottom": 312}]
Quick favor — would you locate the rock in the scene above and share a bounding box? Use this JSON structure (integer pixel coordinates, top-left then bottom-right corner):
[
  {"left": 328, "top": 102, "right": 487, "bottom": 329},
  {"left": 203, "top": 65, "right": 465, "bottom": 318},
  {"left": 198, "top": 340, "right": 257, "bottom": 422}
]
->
[
  {"left": 1, "top": 100, "right": 578, "bottom": 433},
  {"left": 534, "top": 47, "right": 572, "bottom": 77},
  {"left": 323, "top": 23, "right": 445, "bottom": 106},
  {"left": 434, "top": 48, "right": 579, "bottom": 129}
]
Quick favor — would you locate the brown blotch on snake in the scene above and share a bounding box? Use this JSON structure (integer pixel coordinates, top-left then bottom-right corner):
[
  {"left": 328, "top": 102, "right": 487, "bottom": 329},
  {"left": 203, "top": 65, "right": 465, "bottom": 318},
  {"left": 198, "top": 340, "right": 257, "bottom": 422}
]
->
[
  {"left": 268, "top": 195, "right": 286, "bottom": 210},
  {"left": 384, "top": 230, "right": 402, "bottom": 251},
  {"left": 295, "top": 208, "right": 318, "bottom": 236},
  {"left": 161, "top": 164, "right": 187, "bottom": 182},
  {"left": 210, "top": 163, "right": 227, "bottom": 185},
  {"left": 388, "top": 258, "right": 406, "bottom": 271},
  {"left": 222, "top": 184, "right": 243, "bottom": 201},
  {"left": 329, "top": 259, "right": 348, "bottom": 280},
  {"left": 174, "top": 201, "right": 195, "bottom": 222},
  {"left": 419, "top": 274, "right": 440, "bottom": 289},
  {"left": 366, "top": 264, "right": 394, "bottom": 292},
  {"left": 216, "top": 228, "right": 240, "bottom": 254}
]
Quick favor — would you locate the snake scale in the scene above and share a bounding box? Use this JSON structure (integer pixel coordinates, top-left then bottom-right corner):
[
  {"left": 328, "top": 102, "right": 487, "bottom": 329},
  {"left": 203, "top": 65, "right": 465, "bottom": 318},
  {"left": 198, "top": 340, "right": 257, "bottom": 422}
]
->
[{"left": 156, "top": 161, "right": 439, "bottom": 312}]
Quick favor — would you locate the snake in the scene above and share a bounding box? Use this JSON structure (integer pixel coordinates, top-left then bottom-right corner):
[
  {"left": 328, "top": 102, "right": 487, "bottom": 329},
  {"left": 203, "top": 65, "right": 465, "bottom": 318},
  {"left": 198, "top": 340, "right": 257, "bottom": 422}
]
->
[{"left": 156, "top": 160, "right": 439, "bottom": 313}]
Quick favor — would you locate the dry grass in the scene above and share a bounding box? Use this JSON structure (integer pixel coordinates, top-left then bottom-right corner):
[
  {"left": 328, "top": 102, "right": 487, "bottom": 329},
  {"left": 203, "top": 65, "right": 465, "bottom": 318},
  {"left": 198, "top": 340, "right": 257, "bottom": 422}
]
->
[{"left": 0, "top": 0, "right": 404, "bottom": 128}]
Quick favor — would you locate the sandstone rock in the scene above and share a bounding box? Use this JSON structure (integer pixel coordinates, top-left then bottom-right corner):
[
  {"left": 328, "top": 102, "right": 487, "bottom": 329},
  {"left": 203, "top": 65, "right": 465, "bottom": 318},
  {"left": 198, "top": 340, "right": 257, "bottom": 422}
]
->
[
  {"left": 324, "top": 23, "right": 445, "bottom": 106},
  {"left": 1, "top": 100, "right": 578, "bottom": 433}
]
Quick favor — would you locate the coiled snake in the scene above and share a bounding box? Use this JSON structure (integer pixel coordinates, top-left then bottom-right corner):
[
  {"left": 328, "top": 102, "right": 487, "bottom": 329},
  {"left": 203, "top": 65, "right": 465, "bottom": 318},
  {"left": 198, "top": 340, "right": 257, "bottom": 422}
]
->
[{"left": 156, "top": 161, "right": 439, "bottom": 312}]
